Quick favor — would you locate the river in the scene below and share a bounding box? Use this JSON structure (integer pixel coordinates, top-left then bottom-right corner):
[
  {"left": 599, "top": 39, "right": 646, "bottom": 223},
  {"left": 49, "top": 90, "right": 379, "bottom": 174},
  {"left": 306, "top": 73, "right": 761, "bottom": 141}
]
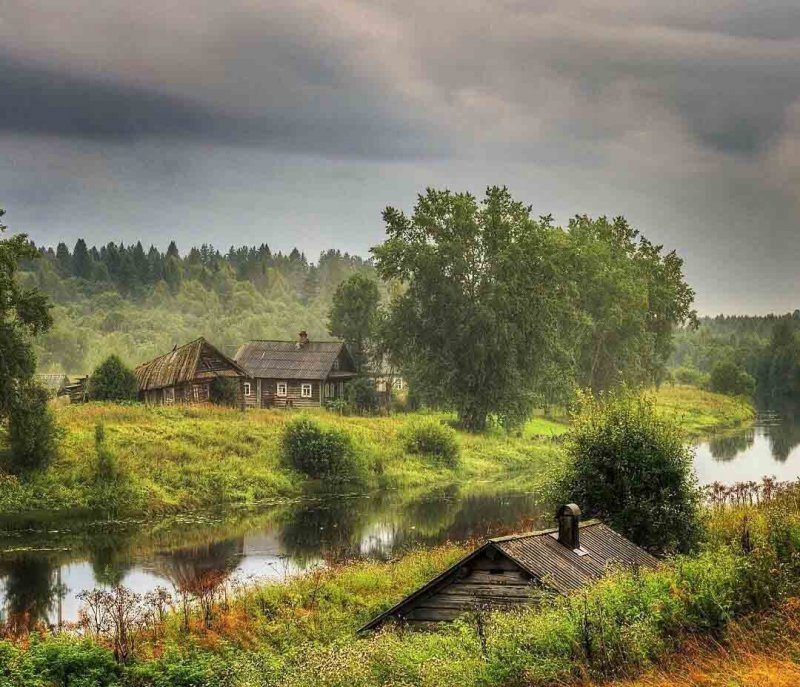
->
[{"left": 3, "top": 410, "right": 800, "bottom": 627}]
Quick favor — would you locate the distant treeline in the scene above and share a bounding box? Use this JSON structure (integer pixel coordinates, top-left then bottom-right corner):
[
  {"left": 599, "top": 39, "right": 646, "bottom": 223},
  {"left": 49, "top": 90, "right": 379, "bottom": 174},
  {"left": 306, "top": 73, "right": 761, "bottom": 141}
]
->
[
  {"left": 669, "top": 312, "right": 800, "bottom": 405},
  {"left": 19, "top": 239, "right": 375, "bottom": 373}
]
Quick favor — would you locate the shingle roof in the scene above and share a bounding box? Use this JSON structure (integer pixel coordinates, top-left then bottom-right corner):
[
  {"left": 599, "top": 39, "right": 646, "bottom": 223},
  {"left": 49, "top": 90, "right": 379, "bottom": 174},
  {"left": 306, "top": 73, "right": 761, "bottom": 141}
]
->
[
  {"left": 359, "top": 520, "right": 658, "bottom": 631},
  {"left": 492, "top": 522, "right": 657, "bottom": 594},
  {"left": 234, "top": 340, "right": 354, "bottom": 380},
  {"left": 135, "top": 337, "right": 246, "bottom": 391}
]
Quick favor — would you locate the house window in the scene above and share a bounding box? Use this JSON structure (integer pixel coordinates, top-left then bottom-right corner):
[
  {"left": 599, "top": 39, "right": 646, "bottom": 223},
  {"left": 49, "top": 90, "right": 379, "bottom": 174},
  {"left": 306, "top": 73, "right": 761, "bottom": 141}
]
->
[
  {"left": 332, "top": 359, "right": 340, "bottom": 371},
  {"left": 193, "top": 385, "right": 201, "bottom": 402},
  {"left": 164, "top": 387, "right": 175, "bottom": 404},
  {"left": 301, "top": 383, "right": 312, "bottom": 398},
  {"left": 325, "top": 383, "right": 334, "bottom": 398},
  {"left": 244, "top": 382, "right": 252, "bottom": 397},
  {"left": 277, "top": 382, "right": 288, "bottom": 397}
]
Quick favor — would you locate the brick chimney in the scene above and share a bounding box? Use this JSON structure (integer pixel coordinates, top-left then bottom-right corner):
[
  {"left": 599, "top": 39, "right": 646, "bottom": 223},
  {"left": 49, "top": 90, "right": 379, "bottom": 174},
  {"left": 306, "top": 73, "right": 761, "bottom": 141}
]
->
[{"left": 556, "top": 503, "right": 581, "bottom": 550}]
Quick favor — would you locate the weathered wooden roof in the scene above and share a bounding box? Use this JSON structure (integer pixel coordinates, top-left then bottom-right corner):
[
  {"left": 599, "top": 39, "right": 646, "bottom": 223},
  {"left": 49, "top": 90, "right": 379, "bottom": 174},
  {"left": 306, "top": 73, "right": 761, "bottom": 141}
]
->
[
  {"left": 234, "top": 340, "right": 355, "bottom": 380},
  {"left": 135, "top": 337, "right": 246, "bottom": 391},
  {"left": 34, "top": 373, "right": 69, "bottom": 392},
  {"left": 359, "top": 520, "right": 658, "bottom": 631}
]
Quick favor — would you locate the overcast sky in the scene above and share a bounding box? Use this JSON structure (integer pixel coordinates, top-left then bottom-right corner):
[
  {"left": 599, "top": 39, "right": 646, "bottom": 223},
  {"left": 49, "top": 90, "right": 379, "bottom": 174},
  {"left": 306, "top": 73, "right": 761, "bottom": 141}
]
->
[{"left": 2, "top": 0, "right": 799, "bottom": 314}]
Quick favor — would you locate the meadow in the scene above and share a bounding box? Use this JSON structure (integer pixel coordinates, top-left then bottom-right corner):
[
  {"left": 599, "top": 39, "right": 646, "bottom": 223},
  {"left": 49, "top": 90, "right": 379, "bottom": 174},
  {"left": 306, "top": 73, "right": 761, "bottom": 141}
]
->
[{"left": 0, "top": 385, "right": 752, "bottom": 519}]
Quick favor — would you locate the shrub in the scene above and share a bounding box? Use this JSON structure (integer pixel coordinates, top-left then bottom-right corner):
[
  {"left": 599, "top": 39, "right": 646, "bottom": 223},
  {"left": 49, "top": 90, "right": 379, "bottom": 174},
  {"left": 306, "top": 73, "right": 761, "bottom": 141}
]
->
[
  {"left": 209, "top": 377, "right": 240, "bottom": 406},
  {"left": 709, "top": 360, "right": 756, "bottom": 397},
  {"left": 401, "top": 420, "right": 460, "bottom": 467},
  {"left": 281, "top": 417, "right": 361, "bottom": 480},
  {"left": 345, "top": 376, "right": 380, "bottom": 415},
  {"left": 563, "top": 391, "right": 701, "bottom": 554},
  {"left": 88, "top": 355, "right": 138, "bottom": 402},
  {"left": 672, "top": 366, "right": 709, "bottom": 387},
  {"left": 5, "top": 383, "right": 59, "bottom": 473},
  {"left": 27, "top": 635, "right": 119, "bottom": 687}
]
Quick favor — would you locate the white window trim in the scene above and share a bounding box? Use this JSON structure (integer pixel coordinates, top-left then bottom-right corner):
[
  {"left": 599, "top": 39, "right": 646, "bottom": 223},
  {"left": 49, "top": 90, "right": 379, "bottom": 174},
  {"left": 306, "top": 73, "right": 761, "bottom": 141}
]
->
[
  {"left": 301, "top": 383, "right": 313, "bottom": 398},
  {"left": 276, "top": 381, "right": 288, "bottom": 397},
  {"left": 244, "top": 382, "right": 252, "bottom": 397}
]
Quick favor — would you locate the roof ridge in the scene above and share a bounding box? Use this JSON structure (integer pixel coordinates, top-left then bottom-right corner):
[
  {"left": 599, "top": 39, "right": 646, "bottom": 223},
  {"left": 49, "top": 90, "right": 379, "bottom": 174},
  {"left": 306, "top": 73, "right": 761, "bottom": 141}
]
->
[{"left": 489, "top": 520, "right": 601, "bottom": 543}]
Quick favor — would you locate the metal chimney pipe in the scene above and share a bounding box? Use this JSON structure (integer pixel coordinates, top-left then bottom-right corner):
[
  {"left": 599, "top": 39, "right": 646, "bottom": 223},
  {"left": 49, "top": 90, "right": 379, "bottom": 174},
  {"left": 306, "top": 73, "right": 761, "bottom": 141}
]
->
[{"left": 556, "top": 503, "right": 581, "bottom": 550}]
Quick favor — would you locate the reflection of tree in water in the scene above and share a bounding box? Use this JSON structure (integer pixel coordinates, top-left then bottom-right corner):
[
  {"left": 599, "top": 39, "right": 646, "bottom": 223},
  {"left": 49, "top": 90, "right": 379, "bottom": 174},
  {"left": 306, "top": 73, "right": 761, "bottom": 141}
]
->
[
  {"left": 147, "top": 538, "right": 244, "bottom": 591},
  {"left": 86, "top": 531, "right": 137, "bottom": 586},
  {"left": 0, "top": 555, "right": 57, "bottom": 632},
  {"left": 768, "top": 417, "right": 800, "bottom": 462},
  {"left": 708, "top": 429, "right": 755, "bottom": 461},
  {"left": 279, "top": 487, "right": 550, "bottom": 563},
  {"left": 279, "top": 498, "right": 367, "bottom": 563}
]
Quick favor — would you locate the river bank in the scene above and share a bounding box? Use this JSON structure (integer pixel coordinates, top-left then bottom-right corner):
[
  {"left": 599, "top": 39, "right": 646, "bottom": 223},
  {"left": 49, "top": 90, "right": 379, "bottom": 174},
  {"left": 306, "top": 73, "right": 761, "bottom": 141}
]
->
[{"left": 0, "top": 385, "right": 752, "bottom": 519}]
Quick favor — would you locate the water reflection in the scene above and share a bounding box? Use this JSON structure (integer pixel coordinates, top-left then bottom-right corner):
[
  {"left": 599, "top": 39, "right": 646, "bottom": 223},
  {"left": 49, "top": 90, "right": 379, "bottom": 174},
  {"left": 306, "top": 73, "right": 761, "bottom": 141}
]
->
[
  {"left": 694, "top": 411, "right": 800, "bottom": 484},
  {"left": 1, "top": 482, "right": 550, "bottom": 624}
]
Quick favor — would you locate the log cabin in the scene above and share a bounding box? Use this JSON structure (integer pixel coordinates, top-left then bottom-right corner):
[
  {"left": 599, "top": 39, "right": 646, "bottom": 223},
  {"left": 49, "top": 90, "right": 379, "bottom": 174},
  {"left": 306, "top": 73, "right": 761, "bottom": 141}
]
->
[
  {"left": 234, "top": 332, "right": 357, "bottom": 408},
  {"left": 360, "top": 504, "right": 658, "bottom": 630},
  {"left": 135, "top": 337, "right": 247, "bottom": 406}
]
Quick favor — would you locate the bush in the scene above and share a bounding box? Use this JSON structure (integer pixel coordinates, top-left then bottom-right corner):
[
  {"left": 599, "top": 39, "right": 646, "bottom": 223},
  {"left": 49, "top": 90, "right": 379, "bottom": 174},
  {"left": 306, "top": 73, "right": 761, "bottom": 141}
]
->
[
  {"left": 345, "top": 376, "right": 380, "bottom": 415},
  {"left": 89, "top": 355, "right": 138, "bottom": 402},
  {"left": 401, "top": 420, "right": 460, "bottom": 467},
  {"left": 709, "top": 360, "right": 756, "bottom": 397},
  {"left": 5, "top": 383, "right": 59, "bottom": 473},
  {"left": 27, "top": 635, "right": 119, "bottom": 687},
  {"left": 281, "top": 417, "right": 361, "bottom": 480},
  {"left": 563, "top": 391, "right": 701, "bottom": 554},
  {"left": 209, "top": 377, "right": 241, "bottom": 406},
  {"left": 672, "top": 366, "right": 709, "bottom": 387}
]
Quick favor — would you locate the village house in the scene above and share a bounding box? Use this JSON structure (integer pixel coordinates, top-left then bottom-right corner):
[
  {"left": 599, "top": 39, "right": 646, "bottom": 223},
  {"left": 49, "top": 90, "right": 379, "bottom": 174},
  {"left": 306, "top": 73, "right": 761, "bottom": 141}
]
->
[
  {"left": 360, "top": 504, "right": 657, "bottom": 630},
  {"left": 234, "top": 331, "right": 357, "bottom": 408},
  {"left": 135, "top": 337, "right": 247, "bottom": 406}
]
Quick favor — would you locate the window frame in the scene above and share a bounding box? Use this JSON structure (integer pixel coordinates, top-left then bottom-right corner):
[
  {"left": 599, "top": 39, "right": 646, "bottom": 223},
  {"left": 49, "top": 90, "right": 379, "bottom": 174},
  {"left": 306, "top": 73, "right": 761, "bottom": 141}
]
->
[
  {"left": 301, "top": 383, "right": 313, "bottom": 398},
  {"left": 244, "top": 382, "right": 252, "bottom": 397},
  {"left": 164, "top": 387, "right": 175, "bottom": 404},
  {"left": 276, "top": 381, "right": 288, "bottom": 397}
]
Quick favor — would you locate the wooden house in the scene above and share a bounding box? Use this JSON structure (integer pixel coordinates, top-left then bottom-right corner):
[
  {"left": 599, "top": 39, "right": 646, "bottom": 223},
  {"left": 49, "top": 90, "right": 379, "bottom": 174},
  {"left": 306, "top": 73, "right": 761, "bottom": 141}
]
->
[
  {"left": 34, "top": 373, "right": 70, "bottom": 397},
  {"left": 360, "top": 504, "right": 657, "bottom": 630},
  {"left": 135, "top": 337, "right": 247, "bottom": 406},
  {"left": 234, "top": 332, "right": 357, "bottom": 408}
]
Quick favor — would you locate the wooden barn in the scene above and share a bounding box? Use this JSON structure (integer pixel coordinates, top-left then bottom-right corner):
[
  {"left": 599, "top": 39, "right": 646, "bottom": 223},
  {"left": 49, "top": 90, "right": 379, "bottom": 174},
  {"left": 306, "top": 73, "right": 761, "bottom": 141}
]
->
[
  {"left": 360, "top": 505, "right": 658, "bottom": 630},
  {"left": 135, "top": 337, "right": 247, "bottom": 406},
  {"left": 60, "top": 375, "right": 90, "bottom": 403},
  {"left": 234, "top": 331, "right": 357, "bottom": 408}
]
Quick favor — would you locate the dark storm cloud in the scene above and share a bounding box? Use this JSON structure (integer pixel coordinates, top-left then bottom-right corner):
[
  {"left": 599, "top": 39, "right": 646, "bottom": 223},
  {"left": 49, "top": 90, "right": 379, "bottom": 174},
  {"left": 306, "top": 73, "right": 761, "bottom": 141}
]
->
[{"left": 1, "top": 0, "right": 799, "bottom": 313}]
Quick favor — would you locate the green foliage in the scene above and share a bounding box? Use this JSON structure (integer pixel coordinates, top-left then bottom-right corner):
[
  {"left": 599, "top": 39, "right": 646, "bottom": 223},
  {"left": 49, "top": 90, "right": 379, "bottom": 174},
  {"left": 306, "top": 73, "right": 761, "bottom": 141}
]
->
[
  {"left": 281, "top": 416, "right": 361, "bottom": 480},
  {"left": 328, "top": 273, "right": 380, "bottom": 370},
  {"left": 672, "top": 366, "right": 709, "bottom": 387},
  {"left": 5, "top": 383, "right": 59, "bottom": 474},
  {"left": 209, "top": 377, "right": 240, "bottom": 407},
  {"left": 344, "top": 375, "right": 380, "bottom": 415},
  {"left": 89, "top": 354, "right": 139, "bottom": 401},
  {"left": 28, "top": 635, "right": 119, "bottom": 687},
  {"left": 563, "top": 391, "right": 701, "bottom": 553},
  {"left": 374, "top": 188, "right": 695, "bottom": 431},
  {"left": 709, "top": 359, "right": 755, "bottom": 397},
  {"left": 401, "top": 420, "right": 460, "bottom": 467}
]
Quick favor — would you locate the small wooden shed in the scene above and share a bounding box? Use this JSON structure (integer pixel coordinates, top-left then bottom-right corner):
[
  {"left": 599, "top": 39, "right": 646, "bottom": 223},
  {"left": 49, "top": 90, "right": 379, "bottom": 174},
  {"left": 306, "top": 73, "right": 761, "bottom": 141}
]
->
[
  {"left": 135, "top": 337, "right": 247, "bottom": 406},
  {"left": 360, "top": 505, "right": 657, "bottom": 630},
  {"left": 34, "top": 373, "right": 70, "bottom": 396}
]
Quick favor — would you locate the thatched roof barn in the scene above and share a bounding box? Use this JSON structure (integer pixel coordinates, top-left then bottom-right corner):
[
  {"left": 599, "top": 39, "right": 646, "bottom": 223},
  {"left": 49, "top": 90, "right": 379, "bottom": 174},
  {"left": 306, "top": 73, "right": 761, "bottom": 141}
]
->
[
  {"left": 360, "top": 505, "right": 658, "bottom": 630},
  {"left": 234, "top": 332, "right": 357, "bottom": 408},
  {"left": 135, "top": 337, "right": 247, "bottom": 405}
]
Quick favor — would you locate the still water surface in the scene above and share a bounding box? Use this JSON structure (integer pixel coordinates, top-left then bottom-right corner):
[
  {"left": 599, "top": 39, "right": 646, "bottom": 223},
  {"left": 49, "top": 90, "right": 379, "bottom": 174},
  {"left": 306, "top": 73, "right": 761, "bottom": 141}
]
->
[{"left": 3, "top": 411, "right": 800, "bottom": 626}]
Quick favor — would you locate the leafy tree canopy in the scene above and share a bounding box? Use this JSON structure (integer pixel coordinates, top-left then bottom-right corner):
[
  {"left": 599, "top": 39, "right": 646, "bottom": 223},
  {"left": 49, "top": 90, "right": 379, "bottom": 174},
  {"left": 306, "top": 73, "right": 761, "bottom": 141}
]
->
[{"left": 328, "top": 273, "right": 380, "bottom": 371}]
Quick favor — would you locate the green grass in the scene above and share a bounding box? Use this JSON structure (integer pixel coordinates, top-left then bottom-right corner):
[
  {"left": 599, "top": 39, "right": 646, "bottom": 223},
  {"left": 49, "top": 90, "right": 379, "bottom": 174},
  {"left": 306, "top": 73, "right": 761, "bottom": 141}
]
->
[
  {"left": 0, "top": 403, "right": 566, "bottom": 518},
  {"left": 651, "top": 384, "right": 755, "bottom": 438}
]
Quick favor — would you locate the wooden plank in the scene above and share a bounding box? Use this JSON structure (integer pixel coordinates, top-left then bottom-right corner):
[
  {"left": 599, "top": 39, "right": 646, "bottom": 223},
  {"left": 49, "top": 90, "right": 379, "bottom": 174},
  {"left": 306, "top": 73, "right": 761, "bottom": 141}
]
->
[
  {"left": 414, "top": 596, "right": 529, "bottom": 611},
  {"left": 468, "top": 557, "right": 520, "bottom": 572},
  {"left": 460, "top": 570, "right": 531, "bottom": 585},
  {"left": 404, "top": 607, "right": 466, "bottom": 622},
  {"left": 441, "top": 583, "right": 534, "bottom": 597}
]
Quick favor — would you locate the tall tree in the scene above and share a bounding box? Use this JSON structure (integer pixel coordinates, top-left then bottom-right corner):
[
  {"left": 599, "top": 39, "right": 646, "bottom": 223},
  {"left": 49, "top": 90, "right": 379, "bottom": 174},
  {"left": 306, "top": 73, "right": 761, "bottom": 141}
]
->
[
  {"left": 373, "top": 187, "right": 575, "bottom": 430},
  {"left": 328, "top": 273, "right": 380, "bottom": 370},
  {"left": 0, "top": 209, "right": 56, "bottom": 471},
  {"left": 72, "top": 238, "right": 93, "bottom": 279}
]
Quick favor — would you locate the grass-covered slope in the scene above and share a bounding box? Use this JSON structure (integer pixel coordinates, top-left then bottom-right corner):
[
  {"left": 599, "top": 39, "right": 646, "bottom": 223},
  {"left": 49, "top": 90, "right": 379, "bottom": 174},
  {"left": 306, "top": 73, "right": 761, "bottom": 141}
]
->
[
  {"left": 0, "top": 404, "right": 566, "bottom": 517},
  {"left": 652, "top": 383, "right": 755, "bottom": 438}
]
